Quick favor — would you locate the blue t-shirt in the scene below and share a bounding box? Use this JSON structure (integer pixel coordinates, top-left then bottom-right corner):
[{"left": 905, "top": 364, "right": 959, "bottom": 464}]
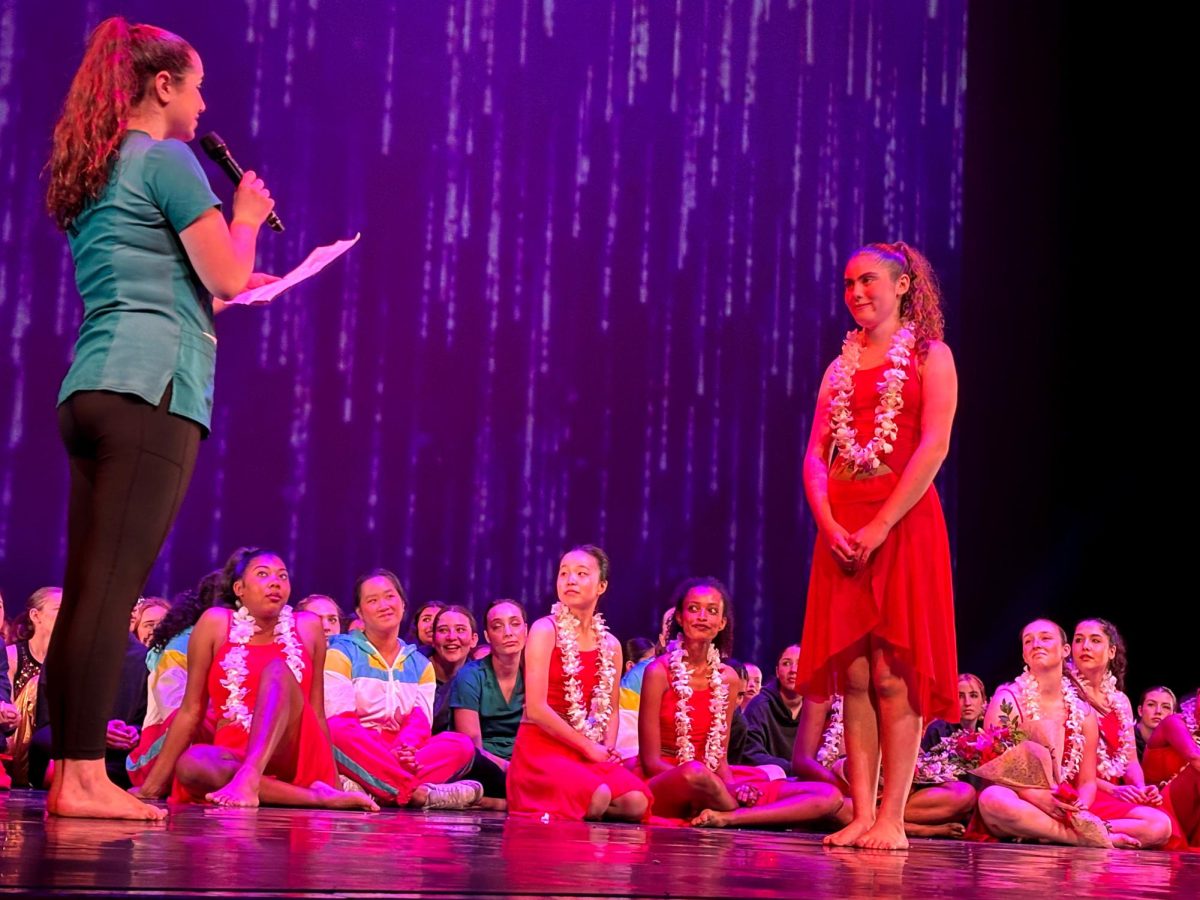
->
[
  {"left": 449, "top": 656, "right": 525, "bottom": 760},
  {"left": 59, "top": 131, "right": 221, "bottom": 433}
]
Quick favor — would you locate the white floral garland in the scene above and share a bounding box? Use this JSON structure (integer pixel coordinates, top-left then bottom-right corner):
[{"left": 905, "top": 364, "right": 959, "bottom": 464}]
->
[
  {"left": 667, "top": 643, "right": 728, "bottom": 771},
  {"left": 1181, "top": 697, "right": 1199, "bottom": 744},
  {"left": 1015, "top": 670, "right": 1086, "bottom": 784},
  {"left": 817, "top": 694, "right": 845, "bottom": 768},
  {"left": 828, "top": 323, "right": 916, "bottom": 475},
  {"left": 1091, "top": 673, "right": 1135, "bottom": 781},
  {"left": 219, "top": 605, "right": 305, "bottom": 732},
  {"left": 553, "top": 602, "right": 616, "bottom": 743}
]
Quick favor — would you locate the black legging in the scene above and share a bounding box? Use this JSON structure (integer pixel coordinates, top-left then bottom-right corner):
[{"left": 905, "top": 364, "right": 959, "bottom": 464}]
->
[{"left": 47, "top": 386, "right": 200, "bottom": 760}]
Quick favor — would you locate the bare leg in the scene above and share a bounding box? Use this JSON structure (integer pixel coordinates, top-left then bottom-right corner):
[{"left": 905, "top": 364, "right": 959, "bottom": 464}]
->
[
  {"left": 693, "top": 781, "right": 844, "bottom": 828},
  {"left": 177, "top": 746, "right": 377, "bottom": 810},
  {"left": 206, "top": 659, "right": 304, "bottom": 807},
  {"left": 855, "top": 643, "right": 921, "bottom": 851},
  {"left": 585, "top": 784, "right": 613, "bottom": 820},
  {"left": 903, "top": 781, "right": 975, "bottom": 838},
  {"left": 825, "top": 644, "right": 877, "bottom": 847},
  {"left": 48, "top": 758, "right": 167, "bottom": 821},
  {"left": 606, "top": 789, "right": 650, "bottom": 822},
  {"left": 647, "top": 761, "right": 738, "bottom": 819},
  {"left": 977, "top": 785, "right": 1085, "bottom": 845},
  {"left": 1103, "top": 807, "right": 1172, "bottom": 849}
]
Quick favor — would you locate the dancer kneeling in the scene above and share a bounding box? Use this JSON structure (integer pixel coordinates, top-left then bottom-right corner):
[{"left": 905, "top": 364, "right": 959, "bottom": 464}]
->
[
  {"left": 323, "top": 569, "right": 480, "bottom": 808},
  {"left": 135, "top": 549, "right": 376, "bottom": 809},
  {"left": 635, "top": 577, "right": 841, "bottom": 827},
  {"left": 975, "top": 619, "right": 1170, "bottom": 848},
  {"left": 507, "top": 545, "right": 651, "bottom": 821}
]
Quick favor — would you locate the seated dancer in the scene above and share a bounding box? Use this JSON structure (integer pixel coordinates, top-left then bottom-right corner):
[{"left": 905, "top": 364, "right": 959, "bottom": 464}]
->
[
  {"left": 451, "top": 599, "right": 528, "bottom": 806},
  {"left": 975, "top": 618, "right": 1171, "bottom": 848},
  {"left": 297, "top": 595, "right": 343, "bottom": 641},
  {"left": 922, "top": 673, "right": 986, "bottom": 750},
  {"left": 624, "top": 637, "right": 656, "bottom": 674},
  {"left": 507, "top": 545, "right": 650, "bottom": 821},
  {"left": 742, "top": 663, "right": 763, "bottom": 711},
  {"left": 638, "top": 577, "right": 842, "bottom": 826},
  {"left": 134, "top": 549, "right": 375, "bottom": 809},
  {"left": 1136, "top": 686, "right": 1176, "bottom": 761},
  {"left": 1143, "top": 691, "right": 1200, "bottom": 847},
  {"left": 4, "top": 587, "right": 62, "bottom": 786},
  {"left": 1070, "top": 619, "right": 1167, "bottom": 815},
  {"left": 788, "top": 692, "right": 974, "bottom": 838},
  {"left": 410, "top": 600, "right": 446, "bottom": 658},
  {"left": 741, "top": 644, "right": 803, "bottom": 778},
  {"left": 324, "top": 569, "right": 479, "bottom": 808},
  {"left": 430, "top": 606, "right": 479, "bottom": 734},
  {"left": 722, "top": 658, "right": 752, "bottom": 765},
  {"left": 131, "top": 598, "right": 170, "bottom": 648},
  {"left": 126, "top": 569, "right": 223, "bottom": 785}
]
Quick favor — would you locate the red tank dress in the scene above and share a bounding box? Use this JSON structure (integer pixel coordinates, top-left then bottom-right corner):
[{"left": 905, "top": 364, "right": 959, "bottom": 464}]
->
[
  {"left": 1143, "top": 725, "right": 1199, "bottom": 849},
  {"left": 507, "top": 646, "right": 650, "bottom": 820},
  {"left": 172, "top": 633, "right": 336, "bottom": 803},
  {"left": 798, "top": 356, "right": 959, "bottom": 721},
  {"left": 641, "top": 681, "right": 785, "bottom": 818}
]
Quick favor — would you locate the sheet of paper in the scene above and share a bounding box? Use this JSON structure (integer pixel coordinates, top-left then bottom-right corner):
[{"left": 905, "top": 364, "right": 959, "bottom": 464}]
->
[{"left": 227, "top": 232, "right": 361, "bottom": 306}]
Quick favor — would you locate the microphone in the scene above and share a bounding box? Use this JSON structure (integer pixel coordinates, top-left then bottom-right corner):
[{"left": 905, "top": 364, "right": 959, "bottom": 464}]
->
[{"left": 199, "top": 132, "right": 284, "bottom": 233}]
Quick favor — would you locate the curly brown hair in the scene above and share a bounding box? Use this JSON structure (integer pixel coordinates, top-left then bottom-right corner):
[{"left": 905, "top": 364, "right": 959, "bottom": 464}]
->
[
  {"left": 46, "top": 17, "right": 194, "bottom": 230},
  {"left": 852, "top": 241, "right": 945, "bottom": 357}
]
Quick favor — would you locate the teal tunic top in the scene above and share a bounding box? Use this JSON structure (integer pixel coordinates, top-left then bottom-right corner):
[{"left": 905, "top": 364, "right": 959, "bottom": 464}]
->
[
  {"left": 58, "top": 131, "right": 221, "bottom": 433},
  {"left": 449, "top": 655, "right": 525, "bottom": 760}
]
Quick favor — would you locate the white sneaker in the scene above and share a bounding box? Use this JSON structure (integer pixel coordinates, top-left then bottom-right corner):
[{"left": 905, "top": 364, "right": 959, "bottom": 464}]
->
[{"left": 420, "top": 780, "right": 484, "bottom": 809}]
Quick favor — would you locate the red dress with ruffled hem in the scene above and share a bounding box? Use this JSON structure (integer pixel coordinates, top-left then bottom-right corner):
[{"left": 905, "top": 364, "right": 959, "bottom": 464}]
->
[
  {"left": 507, "top": 646, "right": 651, "bottom": 821},
  {"left": 798, "top": 358, "right": 959, "bottom": 722},
  {"left": 171, "top": 638, "right": 336, "bottom": 804}
]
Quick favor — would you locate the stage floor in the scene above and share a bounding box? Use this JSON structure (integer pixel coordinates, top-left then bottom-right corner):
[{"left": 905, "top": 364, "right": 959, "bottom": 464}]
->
[{"left": 1, "top": 790, "right": 1196, "bottom": 898}]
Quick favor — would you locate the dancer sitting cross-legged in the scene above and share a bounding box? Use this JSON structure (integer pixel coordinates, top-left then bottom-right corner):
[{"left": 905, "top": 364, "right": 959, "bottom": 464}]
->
[
  {"left": 134, "top": 549, "right": 376, "bottom": 810},
  {"left": 634, "top": 577, "right": 841, "bottom": 827}
]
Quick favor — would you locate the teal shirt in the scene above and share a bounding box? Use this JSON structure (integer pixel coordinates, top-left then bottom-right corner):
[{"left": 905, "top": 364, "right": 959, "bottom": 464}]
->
[
  {"left": 449, "top": 656, "right": 525, "bottom": 760},
  {"left": 58, "top": 131, "right": 222, "bottom": 433}
]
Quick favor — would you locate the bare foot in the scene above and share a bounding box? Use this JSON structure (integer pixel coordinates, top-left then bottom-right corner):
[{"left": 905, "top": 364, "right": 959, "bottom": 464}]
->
[
  {"left": 207, "top": 766, "right": 261, "bottom": 808},
  {"left": 855, "top": 819, "right": 910, "bottom": 850},
  {"left": 825, "top": 817, "right": 875, "bottom": 846},
  {"left": 310, "top": 781, "right": 380, "bottom": 811},
  {"left": 48, "top": 762, "right": 166, "bottom": 821},
  {"left": 691, "top": 809, "right": 734, "bottom": 828},
  {"left": 1109, "top": 831, "right": 1141, "bottom": 850},
  {"left": 904, "top": 821, "right": 965, "bottom": 839}
]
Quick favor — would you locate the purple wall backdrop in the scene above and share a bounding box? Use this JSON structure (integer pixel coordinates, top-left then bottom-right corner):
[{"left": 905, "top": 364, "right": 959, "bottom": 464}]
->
[{"left": 0, "top": 0, "right": 966, "bottom": 665}]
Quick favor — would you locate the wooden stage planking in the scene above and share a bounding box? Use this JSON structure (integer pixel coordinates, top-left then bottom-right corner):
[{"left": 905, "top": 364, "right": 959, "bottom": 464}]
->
[{"left": 1, "top": 790, "right": 1198, "bottom": 898}]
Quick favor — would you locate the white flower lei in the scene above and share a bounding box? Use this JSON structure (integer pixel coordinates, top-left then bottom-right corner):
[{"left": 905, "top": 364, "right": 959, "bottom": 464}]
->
[
  {"left": 667, "top": 643, "right": 728, "bottom": 771},
  {"left": 817, "top": 694, "right": 845, "bottom": 768},
  {"left": 553, "top": 602, "right": 616, "bottom": 743},
  {"left": 1016, "top": 670, "right": 1086, "bottom": 784},
  {"left": 1181, "top": 698, "right": 1199, "bottom": 744},
  {"left": 828, "top": 323, "right": 916, "bottom": 475},
  {"left": 219, "top": 605, "right": 305, "bottom": 731},
  {"left": 1092, "top": 673, "right": 1135, "bottom": 781}
]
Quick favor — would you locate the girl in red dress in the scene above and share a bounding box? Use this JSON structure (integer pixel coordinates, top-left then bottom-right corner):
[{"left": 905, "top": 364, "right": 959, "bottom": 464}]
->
[
  {"left": 1143, "top": 693, "right": 1200, "bottom": 848},
  {"left": 797, "top": 242, "right": 959, "bottom": 849},
  {"left": 506, "top": 545, "right": 650, "bottom": 821},
  {"left": 635, "top": 577, "right": 842, "bottom": 826},
  {"left": 134, "top": 548, "right": 376, "bottom": 810},
  {"left": 976, "top": 619, "right": 1171, "bottom": 848}
]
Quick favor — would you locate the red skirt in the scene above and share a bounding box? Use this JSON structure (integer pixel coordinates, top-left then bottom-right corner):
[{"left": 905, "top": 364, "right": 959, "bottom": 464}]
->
[
  {"left": 170, "top": 706, "right": 337, "bottom": 804},
  {"left": 507, "top": 722, "right": 651, "bottom": 821},
  {"left": 798, "top": 475, "right": 958, "bottom": 722}
]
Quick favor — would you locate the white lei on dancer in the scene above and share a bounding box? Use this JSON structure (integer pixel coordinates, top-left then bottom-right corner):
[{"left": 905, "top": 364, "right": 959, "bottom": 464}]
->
[
  {"left": 1091, "top": 672, "right": 1135, "bottom": 781},
  {"left": 553, "top": 601, "right": 617, "bottom": 743},
  {"left": 667, "top": 643, "right": 728, "bottom": 771},
  {"left": 817, "top": 694, "right": 845, "bottom": 768},
  {"left": 829, "top": 323, "right": 917, "bottom": 474},
  {"left": 219, "top": 605, "right": 305, "bottom": 731},
  {"left": 1015, "top": 670, "right": 1086, "bottom": 783}
]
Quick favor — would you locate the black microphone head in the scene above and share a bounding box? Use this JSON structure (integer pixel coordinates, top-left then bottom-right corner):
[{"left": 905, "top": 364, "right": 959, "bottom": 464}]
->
[{"left": 200, "top": 133, "right": 228, "bottom": 159}]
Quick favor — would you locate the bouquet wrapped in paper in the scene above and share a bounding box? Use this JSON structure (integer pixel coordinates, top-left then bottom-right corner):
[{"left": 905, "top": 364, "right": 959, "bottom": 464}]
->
[{"left": 914, "top": 716, "right": 1028, "bottom": 784}]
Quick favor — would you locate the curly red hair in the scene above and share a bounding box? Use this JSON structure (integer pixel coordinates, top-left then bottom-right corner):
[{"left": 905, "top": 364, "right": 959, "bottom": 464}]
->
[
  {"left": 851, "top": 241, "right": 945, "bottom": 357},
  {"left": 46, "top": 17, "right": 194, "bottom": 231}
]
